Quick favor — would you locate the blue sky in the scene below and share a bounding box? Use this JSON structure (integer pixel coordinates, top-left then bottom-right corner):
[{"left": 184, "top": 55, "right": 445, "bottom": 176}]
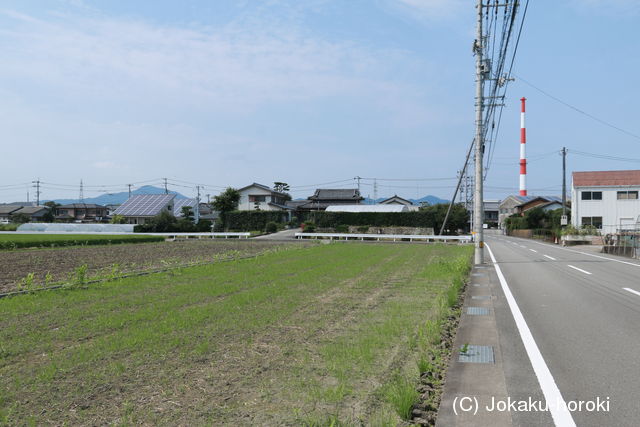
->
[{"left": 1, "top": 0, "right": 639, "bottom": 202}]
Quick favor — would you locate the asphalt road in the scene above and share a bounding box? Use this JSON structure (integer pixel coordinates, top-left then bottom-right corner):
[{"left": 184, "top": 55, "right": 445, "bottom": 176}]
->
[{"left": 485, "top": 234, "right": 640, "bottom": 426}]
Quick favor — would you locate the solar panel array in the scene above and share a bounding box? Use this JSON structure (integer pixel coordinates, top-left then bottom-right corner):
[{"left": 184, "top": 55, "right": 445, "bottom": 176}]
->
[
  {"left": 173, "top": 198, "right": 197, "bottom": 217},
  {"left": 114, "top": 194, "right": 176, "bottom": 216}
]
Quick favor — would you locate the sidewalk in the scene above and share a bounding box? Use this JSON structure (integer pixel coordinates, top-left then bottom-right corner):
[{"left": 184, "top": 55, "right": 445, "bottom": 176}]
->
[{"left": 437, "top": 263, "right": 513, "bottom": 427}]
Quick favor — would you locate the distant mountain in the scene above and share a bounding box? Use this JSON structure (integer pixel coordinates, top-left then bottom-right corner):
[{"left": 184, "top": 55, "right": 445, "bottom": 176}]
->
[
  {"left": 47, "top": 186, "right": 188, "bottom": 206},
  {"left": 361, "top": 195, "right": 449, "bottom": 206}
]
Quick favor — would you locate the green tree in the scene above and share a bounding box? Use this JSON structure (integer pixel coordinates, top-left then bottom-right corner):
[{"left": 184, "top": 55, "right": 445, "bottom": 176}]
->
[
  {"left": 42, "top": 202, "right": 58, "bottom": 222},
  {"left": 273, "top": 182, "right": 292, "bottom": 201},
  {"left": 10, "top": 213, "right": 31, "bottom": 224},
  {"left": 181, "top": 206, "right": 194, "bottom": 221},
  {"left": 211, "top": 187, "right": 240, "bottom": 230},
  {"left": 273, "top": 182, "right": 290, "bottom": 193},
  {"left": 110, "top": 214, "right": 126, "bottom": 224}
]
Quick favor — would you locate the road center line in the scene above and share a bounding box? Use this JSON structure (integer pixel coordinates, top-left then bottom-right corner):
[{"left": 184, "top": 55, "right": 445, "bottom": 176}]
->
[
  {"left": 567, "top": 265, "right": 592, "bottom": 275},
  {"left": 623, "top": 287, "right": 640, "bottom": 297},
  {"left": 529, "top": 249, "right": 538, "bottom": 253},
  {"left": 486, "top": 244, "right": 576, "bottom": 427},
  {"left": 544, "top": 255, "right": 556, "bottom": 261}
]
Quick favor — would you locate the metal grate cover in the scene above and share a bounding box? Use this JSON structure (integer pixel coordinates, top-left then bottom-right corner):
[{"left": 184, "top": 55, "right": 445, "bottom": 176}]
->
[
  {"left": 471, "top": 295, "right": 492, "bottom": 300},
  {"left": 467, "top": 307, "right": 490, "bottom": 315},
  {"left": 458, "top": 345, "right": 495, "bottom": 363}
]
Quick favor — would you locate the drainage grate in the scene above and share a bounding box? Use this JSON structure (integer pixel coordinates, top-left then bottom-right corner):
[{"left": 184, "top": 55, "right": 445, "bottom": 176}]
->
[
  {"left": 458, "top": 345, "right": 495, "bottom": 363},
  {"left": 471, "top": 295, "right": 492, "bottom": 300},
  {"left": 467, "top": 307, "right": 490, "bottom": 315}
]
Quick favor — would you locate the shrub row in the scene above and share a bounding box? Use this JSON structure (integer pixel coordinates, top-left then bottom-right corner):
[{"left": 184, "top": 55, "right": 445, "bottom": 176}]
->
[
  {"left": 304, "top": 211, "right": 450, "bottom": 229},
  {"left": 225, "top": 211, "right": 289, "bottom": 231}
]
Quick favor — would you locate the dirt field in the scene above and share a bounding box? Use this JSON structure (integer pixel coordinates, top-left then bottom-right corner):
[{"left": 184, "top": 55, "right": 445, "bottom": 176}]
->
[
  {"left": 0, "top": 239, "right": 303, "bottom": 293},
  {"left": 0, "top": 243, "right": 471, "bottom": 425}
]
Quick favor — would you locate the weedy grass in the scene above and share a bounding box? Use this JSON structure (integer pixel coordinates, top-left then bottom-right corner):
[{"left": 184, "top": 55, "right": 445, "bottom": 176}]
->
[
  {"left": 0, "top": 242, "right": 472, "bottom": 425},
  {"left": 0, "top": 233, "right": 164, "bottom": 250}
]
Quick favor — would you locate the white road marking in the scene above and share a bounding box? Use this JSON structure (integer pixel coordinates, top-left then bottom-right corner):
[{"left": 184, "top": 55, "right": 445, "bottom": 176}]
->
[
  {"left": 486, "top": 244, "right": 576, "bottom": 427},
  {"left": 567, "top": 265, "right": 592, "bottom": 275},
  {"left": 530, "top": 249, "right": 538, "bottom": 253},
  {"left": 523, "top": 239, "right": 640, "bottom": 268},
  {"left": 544, "top": 255, "right": 556, "bottom": 261},
  {"left": 519, "top": 245, "right": 527, "bottom": 248},
  {"left": 623, "top": 288, "right": 640, "bottom": 297}
]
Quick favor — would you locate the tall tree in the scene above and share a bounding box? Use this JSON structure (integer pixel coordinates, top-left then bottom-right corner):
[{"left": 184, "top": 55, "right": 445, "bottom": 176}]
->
[
  {"left": 273, "top": 182, "right": 290, "bottom": 193},
  {"left": 211, "top": 187, "right": 240, "bottom": 230}
]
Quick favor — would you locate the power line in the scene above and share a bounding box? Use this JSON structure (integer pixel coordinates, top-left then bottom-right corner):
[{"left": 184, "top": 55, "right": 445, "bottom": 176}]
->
[{"left": 515, "top": 74, "right": 640, "bottom": 141}]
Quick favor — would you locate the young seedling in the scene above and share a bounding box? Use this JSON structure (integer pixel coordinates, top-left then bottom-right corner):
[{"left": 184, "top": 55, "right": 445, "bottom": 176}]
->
[{"left": 460, "top": 343, "right": 470, "bottom": 355}]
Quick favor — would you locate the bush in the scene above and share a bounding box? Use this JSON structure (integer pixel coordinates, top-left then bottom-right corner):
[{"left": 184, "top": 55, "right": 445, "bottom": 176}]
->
[
  {"left": 302, "top": 222, "right": 316, "bottom": 233},
  {"left": 335, "top": 224, "right": 348, "bottom": 233},
  {"left": 265, "top": 221, "right": 278, "bottom": 233}
]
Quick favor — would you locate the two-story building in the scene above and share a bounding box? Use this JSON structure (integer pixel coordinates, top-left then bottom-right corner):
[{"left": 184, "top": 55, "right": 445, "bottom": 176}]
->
[
  {"left": 237, "top": 183, "right": 291, "bottom": 211},
  {"left": 572, "top": 170, "right": 640, "bottom": 234},
  {"left": 55, "top": 203, "right": 108, "bottom": 222}
]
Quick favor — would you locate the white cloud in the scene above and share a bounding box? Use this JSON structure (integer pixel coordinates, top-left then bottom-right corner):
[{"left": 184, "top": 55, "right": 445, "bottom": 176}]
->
[
  {"left": 392, "top": 0, "right": 466, "bottom": 19},
  {"left": 0, "top": 9, "right": 432, "bottom": 117}
]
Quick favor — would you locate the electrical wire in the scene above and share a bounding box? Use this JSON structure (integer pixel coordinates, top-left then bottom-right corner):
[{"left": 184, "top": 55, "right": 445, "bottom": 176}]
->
[{"left": 515, "top": 74, "right": 640, "bottom": 141}]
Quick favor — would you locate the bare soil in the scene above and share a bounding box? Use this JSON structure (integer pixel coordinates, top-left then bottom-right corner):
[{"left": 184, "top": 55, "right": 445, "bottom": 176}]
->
[{"left": 0, "top": 240, "right": 303, "bottom": 293}]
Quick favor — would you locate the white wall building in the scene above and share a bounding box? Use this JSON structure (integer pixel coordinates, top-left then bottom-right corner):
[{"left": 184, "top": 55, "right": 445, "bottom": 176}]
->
[
  {"left": 237, "top": 183, "right": 290, "bottom": 211},
  {"left": 572, "top": 170, "right": 640, "bottom": 234}
]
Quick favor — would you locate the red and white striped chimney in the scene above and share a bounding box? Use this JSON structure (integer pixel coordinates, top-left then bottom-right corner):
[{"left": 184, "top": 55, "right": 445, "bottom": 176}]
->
[{"left": 519, "top": 97, "right": 527, "bottom": 196}]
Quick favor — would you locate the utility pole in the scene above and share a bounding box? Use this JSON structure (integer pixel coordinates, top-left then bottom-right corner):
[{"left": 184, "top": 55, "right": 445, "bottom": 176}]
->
[
  {"left": 195, "top": 185, "right": 201, "bottom": 224},
  {"left": 562, "top": 147, "right": 567, "bottom": 218},
  {"left": 79, "top": 179, "right": 84, "bottom": 202},
  {"left": 128, "top": 184, "right": 132, "bottom": 199},
  {"left": 354, "top": 176, "right": 361, "bottom": 193},
  {"left": 473, "top": 0, "right": 485, "bottom": 264},
  {"left": 163, "top": 178, "right": 168, "bottom": 194},
  {"left": 32, "top": 178, "right": 41, "bottom": 206},
  {"left": 373, "top": 179, "right": 378, "bottom": 204},
  {"left": 206, "top": 193, "right": 210, "bottom": 204}
]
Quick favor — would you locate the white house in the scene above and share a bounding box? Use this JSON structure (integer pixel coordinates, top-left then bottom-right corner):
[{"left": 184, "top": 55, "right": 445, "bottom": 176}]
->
[
  {"left": 237, "top": 183, "right": 291, "bottom": 211},
  {"left": 572, "top": 170, "right": 640, "bottom": 234},
  {"left": 379, "top": 195, "right": 419, "bottom": 211}
]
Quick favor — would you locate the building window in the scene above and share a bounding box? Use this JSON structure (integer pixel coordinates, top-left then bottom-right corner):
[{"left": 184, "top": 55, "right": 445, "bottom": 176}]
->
[
  {"left": 581, "top": 191, "right": 602, "bottom": 201},
  {"left": 249, "top": 195, "right": 266, "bottom": 202},
  {"left": 581, "top": 216, "right": 603, "bottom": 229},
  {"left": 617, "top": 191, "right": 639, "bottom": 200}
]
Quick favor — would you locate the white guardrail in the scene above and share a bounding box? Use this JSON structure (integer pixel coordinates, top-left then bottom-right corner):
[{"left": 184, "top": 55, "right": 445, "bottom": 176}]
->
[
  {"left": 0, "top": 231, "right": 250, "bottom": 239},
  {"left": 295, "top": 232, "right": 472, "bottom": 243}
]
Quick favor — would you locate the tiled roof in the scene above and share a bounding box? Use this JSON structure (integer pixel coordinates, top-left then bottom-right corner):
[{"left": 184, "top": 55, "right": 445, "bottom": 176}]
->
[
  {"left": 58, "top": 203, "right": 106, "bottom": 209},
  {"left": 0, "top": 205, "right": 22, "bottom": 215},
  {"left": 309, "top": 189, "right": 362, "bottom": 200},
  {"left": 573, "top": 170, "right": 640, "bottom": 187}
]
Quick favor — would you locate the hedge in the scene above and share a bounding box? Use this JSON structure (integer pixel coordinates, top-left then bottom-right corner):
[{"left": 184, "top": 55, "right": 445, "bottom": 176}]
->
[
  {"left": 225, "top": 211, "right": 289, "bottom": 231},
  {"left": 305, "top": 211, "right": 440, "bottom": 228}
]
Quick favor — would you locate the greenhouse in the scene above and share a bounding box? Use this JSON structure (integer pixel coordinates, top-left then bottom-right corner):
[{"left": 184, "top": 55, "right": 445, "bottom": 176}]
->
[{"left": 17, "top": 223, "right": 135, "bottom": 233}]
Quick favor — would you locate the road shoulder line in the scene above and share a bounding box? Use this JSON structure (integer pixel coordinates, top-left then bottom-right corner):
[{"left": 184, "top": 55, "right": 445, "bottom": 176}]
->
[{"left": 486, "top": 243, "right": 576, "bottom": 427}]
